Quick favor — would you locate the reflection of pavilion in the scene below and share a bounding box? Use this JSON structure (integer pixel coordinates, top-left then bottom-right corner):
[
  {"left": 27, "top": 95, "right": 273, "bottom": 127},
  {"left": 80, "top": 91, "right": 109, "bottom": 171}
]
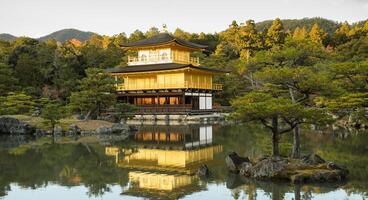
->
[{"left": 105, "top": 125, "right": 222, "bottom": 199}]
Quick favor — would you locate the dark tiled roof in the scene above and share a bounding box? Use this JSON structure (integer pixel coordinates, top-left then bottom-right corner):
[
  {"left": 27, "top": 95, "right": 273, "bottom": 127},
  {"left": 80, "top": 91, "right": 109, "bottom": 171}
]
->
[
  {"left": 120, "top": 33, "right": 207, "bottom": 49},
  {"left": 106, "top": 63, "right": 227, "bottom": 74}
]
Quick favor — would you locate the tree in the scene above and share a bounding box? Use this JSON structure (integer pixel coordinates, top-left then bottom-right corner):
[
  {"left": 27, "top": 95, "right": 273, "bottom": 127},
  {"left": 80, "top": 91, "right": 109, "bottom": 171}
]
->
[
  {"left": 238, "top": 20, "right": 263, "bottom": 61},
  {"left": 68, "top": 68, "right": 117, "bottom": 119},
  {"left": 231, "top": 92, "right": 331, "bottom": 157},
  {"left": 41, "top": 100, "right": 67, "bottom": 136},
  {"left": 113, "top": 103, "right": 138, "bottom": 122},
  {"left": 0, "top": 63, "right": 18, "bottom": 96},
  {"left": 0, "top": 92, "right": 35, "bottom": 115},
  {"left": 254, "top": 66, "right": 336, "bottom": 158},
  {"left": 128, "top": 30, "right": 146, "bottom": 42},
  {"left": 309, "top": 23, "right": 327, "bottom": 44},
  {"left": 265, "top": 18, "right": 285, "bottom": 48},
  {"left": 334, "top": 22, "right": 350, "bottom": 45},
  {"left": 293, "top": 27, "right": 308, "bottom": 40},
  {"left": 145, "top": 27, "right": 160, "bottom": 38}
]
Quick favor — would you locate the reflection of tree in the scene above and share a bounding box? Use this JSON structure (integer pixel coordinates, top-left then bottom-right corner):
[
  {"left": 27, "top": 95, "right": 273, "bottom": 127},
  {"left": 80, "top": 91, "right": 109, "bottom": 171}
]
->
[{"left": 0, "top": 142, "right": 129, "bottom": 197}]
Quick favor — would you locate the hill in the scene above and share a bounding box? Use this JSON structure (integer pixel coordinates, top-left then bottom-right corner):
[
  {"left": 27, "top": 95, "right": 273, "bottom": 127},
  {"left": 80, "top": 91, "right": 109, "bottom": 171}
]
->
[
  {"left": 256, "top": 17, "right": 340, "bottom": 34},
  {"left": 38, "top": 28, "right": 95, "bottom": 42},
  {"left": 0, "top": 33, "right": 17, "bottom": 41}
]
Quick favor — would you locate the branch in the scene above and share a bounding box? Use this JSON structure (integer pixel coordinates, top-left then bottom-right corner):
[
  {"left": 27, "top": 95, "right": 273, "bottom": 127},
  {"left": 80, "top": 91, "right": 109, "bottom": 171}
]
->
[{"left": 260, "top": 119, "right": 273, "bottom": 130}]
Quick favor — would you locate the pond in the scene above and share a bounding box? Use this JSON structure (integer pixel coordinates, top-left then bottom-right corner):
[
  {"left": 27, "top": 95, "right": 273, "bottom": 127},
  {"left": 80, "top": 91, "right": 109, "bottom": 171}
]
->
[{"left": 0, "top": 124, "right": 367, "bottom": 200}]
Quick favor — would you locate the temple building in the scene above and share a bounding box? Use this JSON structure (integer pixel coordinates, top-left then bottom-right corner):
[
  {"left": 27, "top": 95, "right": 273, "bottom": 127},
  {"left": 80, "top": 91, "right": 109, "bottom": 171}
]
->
[{"left": 107, "top": 33, "right": 226, "bottom": 114}]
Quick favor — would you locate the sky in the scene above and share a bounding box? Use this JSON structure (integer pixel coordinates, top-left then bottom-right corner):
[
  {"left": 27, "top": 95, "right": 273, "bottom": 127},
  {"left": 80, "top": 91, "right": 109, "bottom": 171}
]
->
[{"left": 1, "top": 0, "right": 368, "bottom": 38}]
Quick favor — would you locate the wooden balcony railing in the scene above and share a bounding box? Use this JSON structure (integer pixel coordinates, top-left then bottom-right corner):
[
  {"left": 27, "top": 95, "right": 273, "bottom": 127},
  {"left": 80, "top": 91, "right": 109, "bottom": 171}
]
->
[
  {"left": 115, "top": 81, "right": 223, "bottom": 91},
  {"left": 128, "top": 54, "right": 200, "bottom": 66}
]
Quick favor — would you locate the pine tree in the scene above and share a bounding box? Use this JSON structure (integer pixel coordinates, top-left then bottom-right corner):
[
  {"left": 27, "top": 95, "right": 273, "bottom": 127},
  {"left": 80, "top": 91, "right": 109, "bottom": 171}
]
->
[
  {"left": 238, "top": 20, "right": 262, "bottom": 61},
  {"left": 309, "top": 23, "right": 327, "bottom": 44},
  {"left": 293, "top": 27, "right": 308, "bottom": 40},
  {"left": 334, "top": 22, "right": 351, "bottom": 45},
  {"left": 265, "top": 18, "right": 285, "bottom": 48}
]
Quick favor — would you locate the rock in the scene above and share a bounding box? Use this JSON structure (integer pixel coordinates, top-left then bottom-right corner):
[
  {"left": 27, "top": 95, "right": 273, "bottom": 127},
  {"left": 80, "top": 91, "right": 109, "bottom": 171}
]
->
[
  {"left": 95, "top": 126, "right": 112, "bottom": 135},
  {"left": 68, "top": 124, "right": 81, "bottom": 135},
  {"left": 239, "top": 162, "right": 253, "bottom": 176},
  {"left": 31, "top": 107, "right": 41, "bottom": 117},
  {"left": 327, "top": 162, "right": 349, "bottom": 177},
  {"left": 225, "top": 151, "right": 250, "bottom": 172},
  {"left": 0, "top": 117, "right": 35, "bottom": 135},
  {"left": 291, "top": 170, "right": 347, "bottom": 183},
  {"left": 53, "top": 125, "right": 62, "bottom": 136},
  {"left": 302, "top": 153, "right": 326, "bottom": 165},
  {"left": 197, "top": 164, "right": 210, "bottom": 177},
  {"left": 250, "top": 157, "right": 287, "bottom": 179},
  {"left": 111, "top": 123, "right": 129, "bottom": 134},
  {"left": 34, "top": 129, "right": 46, "bottom": 137}
]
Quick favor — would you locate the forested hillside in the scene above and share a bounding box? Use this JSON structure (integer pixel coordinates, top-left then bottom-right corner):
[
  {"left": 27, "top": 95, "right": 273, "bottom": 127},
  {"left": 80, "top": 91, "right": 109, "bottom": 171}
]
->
[
  {"left": 0, "top": 34, "right": 17, "bottom": 42},
  {"left": 38, "top": 28, "right": 95, "bottom": 42},
  {"left": 0, "top": 18, "right": 367, "bottom": 125}
]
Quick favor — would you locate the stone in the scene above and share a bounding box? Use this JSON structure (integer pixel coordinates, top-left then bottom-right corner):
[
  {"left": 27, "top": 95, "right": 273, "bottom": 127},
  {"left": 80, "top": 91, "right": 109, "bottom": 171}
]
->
[
  {"left": 0, "top": 117, "right": 35, "bottom": 135},
  {"left": 197, "top": 164, "right": 210, "bottom": 177},
  {"left": 34, "top": 129, "right": 46, "bottom": 136},
  {"left": 327, "top": 162, "right": 349, "bottom": 177},
  {"left": 53, "top": 125, "right": 63, "bottom": 136},
  {"left": 302, "top": 153, "right": 326, "bottom": 165},
  {"left": 225, "top": 151, "right": 250, "bottom": 172},
  {"left": 95, "top": 126, "right": 112, "bottom": 135},
  {"left": 239, "top": 162, "right": 253, "bottom": 176},
  {"left": 111, "top": 123, "right": 129, "bottom": 134},
  {"left": 250, "top": 157, "right": 287, "bottom": 179},
  {"left": 68, "top": 124, "right": 81, "bottom": 135},
  {"left": 31, "top": 107, "right": 41, "bottom": 117}
]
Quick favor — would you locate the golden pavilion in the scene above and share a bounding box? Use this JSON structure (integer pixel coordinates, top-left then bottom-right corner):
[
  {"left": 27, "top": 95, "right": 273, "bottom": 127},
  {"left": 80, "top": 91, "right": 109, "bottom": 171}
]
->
[{"left": 107, "top": 33, "right": 226, "bottom": 114}]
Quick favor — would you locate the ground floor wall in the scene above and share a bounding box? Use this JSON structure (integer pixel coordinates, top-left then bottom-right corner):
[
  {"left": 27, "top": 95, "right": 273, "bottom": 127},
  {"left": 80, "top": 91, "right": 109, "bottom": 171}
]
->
[{"left": 117, "top": 91, "right": 215, "bottom": 113}]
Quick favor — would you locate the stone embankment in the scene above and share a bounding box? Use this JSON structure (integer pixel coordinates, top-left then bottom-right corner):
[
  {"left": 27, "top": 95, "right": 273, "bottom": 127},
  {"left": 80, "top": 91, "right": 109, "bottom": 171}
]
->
[{"left": 0, "top": 116, "right": 136, "bottom": 139}]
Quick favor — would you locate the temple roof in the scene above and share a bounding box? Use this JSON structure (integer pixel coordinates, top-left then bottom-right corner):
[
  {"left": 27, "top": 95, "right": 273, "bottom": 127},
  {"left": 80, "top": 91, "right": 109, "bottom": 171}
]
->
[
  {"left": 120, "top": 33, "right": 207, "bottom": 50},
  {"left": 106, "top": 63, "right": 227, "bottom": 74}
]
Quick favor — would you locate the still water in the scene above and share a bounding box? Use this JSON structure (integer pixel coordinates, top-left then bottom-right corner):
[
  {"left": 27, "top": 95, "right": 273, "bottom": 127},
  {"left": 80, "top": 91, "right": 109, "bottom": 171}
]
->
[{"left": 0, "top": 124, "right": 367, "bottom": 200}]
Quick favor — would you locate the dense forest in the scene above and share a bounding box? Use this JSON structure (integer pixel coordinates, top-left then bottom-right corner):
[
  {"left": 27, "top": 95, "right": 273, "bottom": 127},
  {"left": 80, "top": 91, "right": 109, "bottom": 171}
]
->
[{"left": 0, "top": 18, "right": 367, "bottom": 152}]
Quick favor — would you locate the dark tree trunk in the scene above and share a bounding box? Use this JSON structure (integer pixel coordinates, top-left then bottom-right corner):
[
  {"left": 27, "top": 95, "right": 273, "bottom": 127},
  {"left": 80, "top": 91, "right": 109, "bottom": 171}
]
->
[
  {"left": 52, "top": 124, "right": 55, "bottom": 144},
  {"left": 292, "top": 124, "right": 301, "bottom": 158},
  {"left": 294, "top": 184, "right": 301, "bottom": 200},
  {"left": 271, "top": 117, "right": 280, "bottom": 157}
]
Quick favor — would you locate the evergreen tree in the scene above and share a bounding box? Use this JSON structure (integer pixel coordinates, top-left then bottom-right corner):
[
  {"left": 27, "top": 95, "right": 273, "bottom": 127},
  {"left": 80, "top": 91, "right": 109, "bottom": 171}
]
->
[
  {"left": 334, "top": 22, "right": 351, "bottom": 45},
  {"left": 265, "top": 18, "right": 285, "bottom": 48},
  {"left": 309, "top": 23, "right": 327, "bottom": 44},
  {"left": 293, "top": 27, "right": 308, "bottom": 40},
  {"left": 0, "top": 92, "right": 35, "bottom": 115},
  {"left": 68, "top": 68, "right": 117, "bottom": 119},
  {"left": 0, "top": 63, "right": 18, "bottom": 96},
  {"left": 145, "top": 27, "right": 160, "bottom": 38},
  {"left": 238, "top": 20, "right": 263, "bottom": 61}
]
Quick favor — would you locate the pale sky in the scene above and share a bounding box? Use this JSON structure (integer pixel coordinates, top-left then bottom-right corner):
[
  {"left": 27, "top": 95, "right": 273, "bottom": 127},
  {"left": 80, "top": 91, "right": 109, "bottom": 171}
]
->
[{"left": 1, "top": 0, "right": 367, "bottom": 38}]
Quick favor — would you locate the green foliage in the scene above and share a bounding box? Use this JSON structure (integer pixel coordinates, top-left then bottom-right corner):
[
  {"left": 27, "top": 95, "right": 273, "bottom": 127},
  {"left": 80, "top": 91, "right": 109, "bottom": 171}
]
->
[
  {"left": 68, "top": 68, "right": 117, "bottom": 119},
  {"left": 0, "top": 92, "right": 35, "bottom": 115},
  {"left": 0, "top": 63, "right": 18, "bottom": 95},
  {"left": 309, "top": 23, "right": 327, "bottom": 44},
  {"left": 41, "top": 100, "right": 68, "bottom": 128},
  {"left": 265, "top": 18, "right": 285, "bottom": 48},
  {"left": 231, "top": 92, "right": 331, "bottom": 126},
  {"left": 113, "top": 103, "right": 138, "bottom": 122}
]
